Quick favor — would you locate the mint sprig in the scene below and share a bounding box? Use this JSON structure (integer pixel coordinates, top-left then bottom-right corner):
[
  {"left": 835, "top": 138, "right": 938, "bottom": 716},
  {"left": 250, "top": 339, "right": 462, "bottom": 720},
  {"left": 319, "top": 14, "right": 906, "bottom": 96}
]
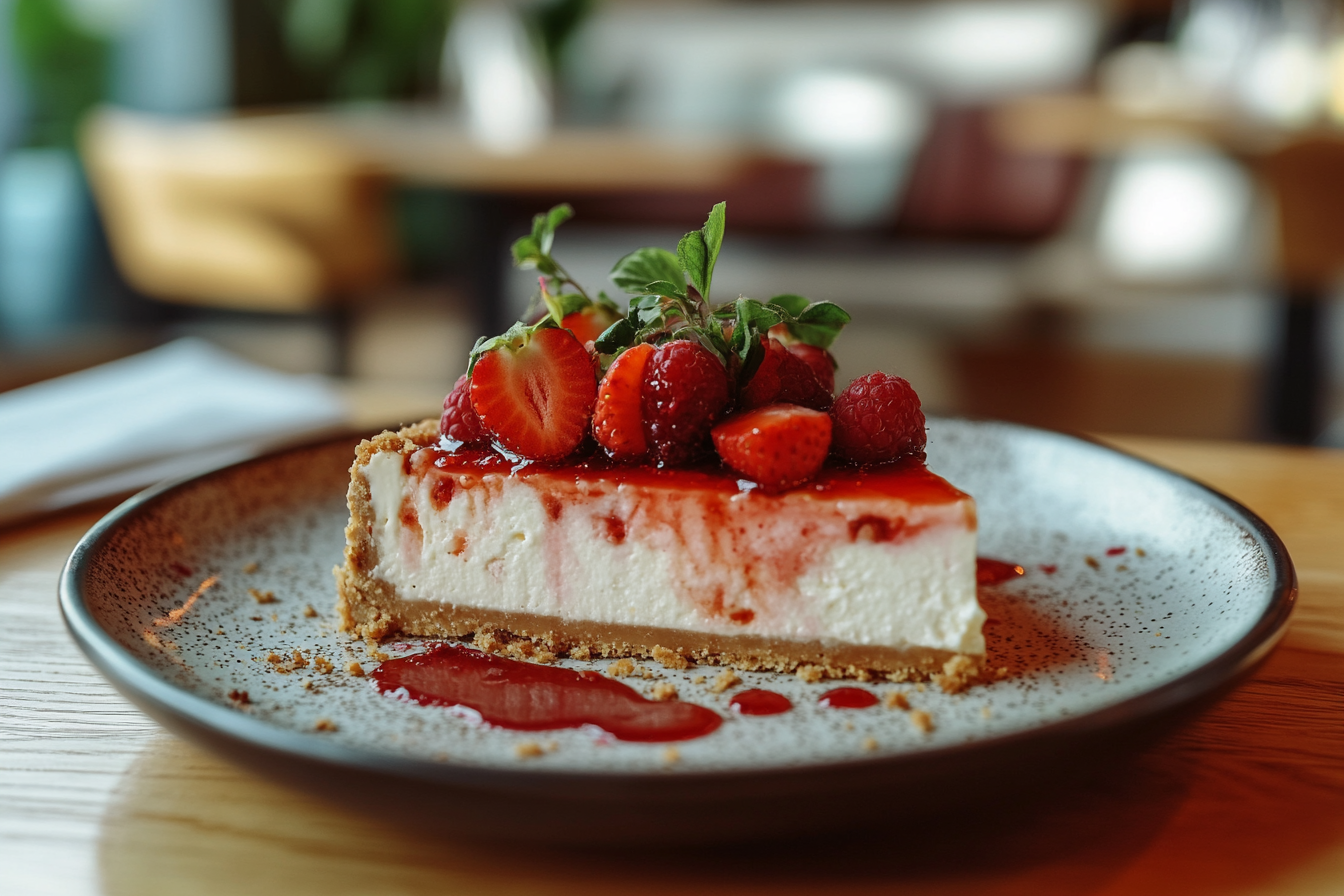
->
[
  {"left": 511, "top": 203, "right": 595, "bottom": 304},
  {"left": 677, "top": 201, "right": 725, "bottom": 304}
]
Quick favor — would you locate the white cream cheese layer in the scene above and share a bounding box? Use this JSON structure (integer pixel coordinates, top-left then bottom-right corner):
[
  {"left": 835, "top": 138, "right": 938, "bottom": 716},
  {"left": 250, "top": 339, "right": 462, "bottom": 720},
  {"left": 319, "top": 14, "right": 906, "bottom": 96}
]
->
[{"left": 362, "top": 451, "right": 984, "bottom": 654}]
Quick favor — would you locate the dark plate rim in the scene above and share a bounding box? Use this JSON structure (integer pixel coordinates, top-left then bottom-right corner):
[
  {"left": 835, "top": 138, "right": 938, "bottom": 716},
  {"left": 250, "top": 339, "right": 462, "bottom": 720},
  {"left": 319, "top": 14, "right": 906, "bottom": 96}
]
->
[{"left": 58, "top": 419, "right": 1297, "bottom": 790}]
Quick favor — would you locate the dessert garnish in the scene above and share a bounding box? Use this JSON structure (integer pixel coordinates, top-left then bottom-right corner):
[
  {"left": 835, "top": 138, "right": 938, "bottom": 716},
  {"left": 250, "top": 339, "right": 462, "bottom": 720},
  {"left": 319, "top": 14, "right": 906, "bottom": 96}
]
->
[{"left": 448, "top": 200, "right": 934, "bottom": 488}]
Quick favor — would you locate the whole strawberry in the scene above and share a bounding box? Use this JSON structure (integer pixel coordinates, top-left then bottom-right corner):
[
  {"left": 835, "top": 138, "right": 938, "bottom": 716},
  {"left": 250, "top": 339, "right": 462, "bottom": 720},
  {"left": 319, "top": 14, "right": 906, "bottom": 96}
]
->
[
  {"left": 829, "top": 372, "right": 926, "bottom": 464},
  {"left": 470, "top": 326, "right": 597, "bottom": 461},
  {"left": 641, "top": 340, "right": 730, "bottom": 466},
  {"left": 712, "top": 403, "right": 832, "bottom": 491},
  {"left": 741, "top": 337, "right": 831, "bottom": 411},
  {"left": 786, "top": 343, "right": 836, "bottom": 395},
  {"left": 439, "top": 373, "right": 487, "bottom": 445}
]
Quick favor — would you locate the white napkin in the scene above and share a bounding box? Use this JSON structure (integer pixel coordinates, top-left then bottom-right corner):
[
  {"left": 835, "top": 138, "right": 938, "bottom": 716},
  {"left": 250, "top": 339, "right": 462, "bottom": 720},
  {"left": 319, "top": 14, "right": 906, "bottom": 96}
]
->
[{"left": 0, "top": 338, "right": 350, "bottom": 526}]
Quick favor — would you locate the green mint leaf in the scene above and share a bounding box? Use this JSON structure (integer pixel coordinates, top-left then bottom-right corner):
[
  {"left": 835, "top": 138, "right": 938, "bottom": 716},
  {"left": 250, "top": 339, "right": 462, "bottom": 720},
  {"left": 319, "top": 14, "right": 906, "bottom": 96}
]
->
[
  {"left": 702, "top": 200, "right": 725, "bottom": 297},
  {"left": 532, "top": 203, "right": 574, "bottom": 255},
  {"left": 553, "top": 292, "right": 590, "bottom": 318},
  {"left": 788, "top": 301, "right": 851, "bottom": 349},
  {"left": 676, "top": 230, "right": 708, "bottom": 297},
  {"left": 594, "top": 318, "right": 636, "bottom": 353},
  {"left": 678, "top": 201, "right": 726, "bottom": 302},
  {"left": 511, "top": 235, "right": 542, "bottom": 267},
  {"left": 641, "top": 279, "right": 687, "bottom": 298},
  {"left": 797, "top": 301, "right": 851, "bottom": 327},
  {"left": 595, "top": 290, "right": 622, "bottom": 314},
  {"left": 769, "top": 293, "right": 810, "bottom": 317},
  {"left": 610, "top": 247, "right": 685, "bottom": 297}
]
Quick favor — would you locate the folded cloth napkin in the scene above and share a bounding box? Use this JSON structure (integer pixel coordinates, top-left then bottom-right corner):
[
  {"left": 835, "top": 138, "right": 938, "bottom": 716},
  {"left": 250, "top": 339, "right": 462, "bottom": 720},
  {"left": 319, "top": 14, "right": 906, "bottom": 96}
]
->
[{"left": 0, "top": 338, "right": 350, "bottom": 526}]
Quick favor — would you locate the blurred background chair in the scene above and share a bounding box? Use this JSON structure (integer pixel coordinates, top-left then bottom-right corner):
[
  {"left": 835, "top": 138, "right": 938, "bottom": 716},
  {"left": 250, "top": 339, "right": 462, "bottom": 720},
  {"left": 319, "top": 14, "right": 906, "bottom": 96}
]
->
[{"left": 81, "top": 108, "right": 394, "bottom": 372}]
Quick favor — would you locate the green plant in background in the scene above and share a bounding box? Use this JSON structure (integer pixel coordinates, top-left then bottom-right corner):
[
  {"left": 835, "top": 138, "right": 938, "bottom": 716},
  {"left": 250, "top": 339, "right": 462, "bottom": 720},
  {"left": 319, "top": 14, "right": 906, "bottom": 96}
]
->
[
  {"left": 524, "top": 0, "right": 592, "bottom": 78},
  {"left": 10, "top": 0, "right": 109, "bottom": 147},
  {"left": 275, "top": 0, "right": 451, "bottom": 102}
]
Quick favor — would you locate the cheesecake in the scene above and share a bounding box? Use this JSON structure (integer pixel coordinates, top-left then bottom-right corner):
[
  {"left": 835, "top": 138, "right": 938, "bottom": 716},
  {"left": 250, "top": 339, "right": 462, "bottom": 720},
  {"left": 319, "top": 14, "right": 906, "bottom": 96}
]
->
[
  {"left": 335, "top": 419, "right": 983, "bottom": 681},
  {"left": 334, "top": 200, "right": 985, "bottom": 683}
]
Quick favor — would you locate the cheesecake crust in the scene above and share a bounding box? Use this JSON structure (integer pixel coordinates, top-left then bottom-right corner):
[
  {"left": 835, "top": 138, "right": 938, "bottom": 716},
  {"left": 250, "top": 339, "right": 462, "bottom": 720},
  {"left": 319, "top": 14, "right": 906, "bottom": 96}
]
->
[{"left": 335, "top": 419, "right": 982, "bottom": 684}]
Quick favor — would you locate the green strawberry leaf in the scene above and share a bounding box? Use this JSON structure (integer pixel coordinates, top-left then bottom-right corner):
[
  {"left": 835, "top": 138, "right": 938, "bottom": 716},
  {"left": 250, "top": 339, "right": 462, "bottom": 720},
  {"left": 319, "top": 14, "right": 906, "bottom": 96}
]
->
[{"left": 532, "top": 203, "right": 574, "bottom": 255}]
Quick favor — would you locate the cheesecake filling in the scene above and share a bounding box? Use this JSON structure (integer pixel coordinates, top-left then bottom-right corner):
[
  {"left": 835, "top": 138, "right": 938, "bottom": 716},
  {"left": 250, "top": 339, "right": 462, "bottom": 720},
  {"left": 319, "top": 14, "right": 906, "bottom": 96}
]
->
[{"left": 361, "top": 451, "right": 985, "bottom": 655}]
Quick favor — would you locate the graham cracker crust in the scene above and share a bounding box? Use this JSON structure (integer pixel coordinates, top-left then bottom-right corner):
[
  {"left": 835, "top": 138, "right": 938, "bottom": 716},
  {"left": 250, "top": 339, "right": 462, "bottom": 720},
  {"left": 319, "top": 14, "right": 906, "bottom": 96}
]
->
[{"left": 334, "top": 420, "right": 982, "bottom": 685}]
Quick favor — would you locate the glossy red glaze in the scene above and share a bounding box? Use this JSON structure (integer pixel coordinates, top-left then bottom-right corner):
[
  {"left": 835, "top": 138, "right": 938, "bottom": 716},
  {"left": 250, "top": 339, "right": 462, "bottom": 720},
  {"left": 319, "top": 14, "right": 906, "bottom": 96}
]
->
[
  {"left": 728, "top": 689, "right": 793, "bottom": 716},
  {"left": 410, "top": 445, "right": 967, "bottom": 505},
  {"left": 370, "top": 644, "right": 722, "bottom": 742},
  {"left": 976, "top": 557, "right": 1025, "bottom": 586},
  {"left": 817, "top": 687, "right": 878, "bottom": 709}
]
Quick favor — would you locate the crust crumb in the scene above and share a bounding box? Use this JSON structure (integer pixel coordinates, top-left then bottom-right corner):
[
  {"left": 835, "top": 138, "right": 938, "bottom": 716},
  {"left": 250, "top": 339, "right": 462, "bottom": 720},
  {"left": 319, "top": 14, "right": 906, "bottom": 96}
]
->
[
  {"left": 533, "top": 649, "right": 557, "bottom": 664},
  {"left": 996, "top": 666, "right": 1009, "bottom": 679},
  {"left": 474, "top": 630, "right": 504, "bottom": 653},
  {"left": 662, "top": 746, "right": 680, "bottom": 765},
  {"left": 649, "top": 682, "right": 678, "bottom": 702},
  {"left": 569, "top": 645, "right": 591, "bottom": 661},
  {"left": 981, "top": 705, "right": 992, "bottom": 719},
  {"left": 301, "top": 678, "right": 314, "bottom": 691},
  {"left": 1085, "top": 555, "right": 1100, "bottom": 569},
  {"left": 884, "top": 691, "right": 910, "bottom": 710},
  {"left": 1135, "top": 547, "right": 1147, "bottom": 557},
  {"left": 710, "top": 669, "right": 740, "bottom": 693},
  {"left": 347, "top": 662, "right": 365, "bottom": 676},
  {"left": 366, "top": 645, "right": 390, "bottom": 661},
  {"left": 227, "top": 689, "right": 250, "bottom": 704},
  {"left": 248, "top": 588, "right": 276, "bottom": 604},
  {"left": 651, "top": 645, "right": 689, "bottom": 670},
  {"left": 862, "top": 736, "right": 878, "bottom": 751},
  {"left": 291, "top": 649, "right": 308, "bottom": 669},
  {"left": 303, "top": 604, "right": 318, "bottom": 618},
  {"left": 692, "top": 675, "right": 706, "bottom": 685},
  {"left": 934, "top": 655, "right": 979, "bottom": 694},
  {"left": 607, "top": 658, "right": 635, "bottom": 677},
  {"left": 265, "top": 652, "right": 283, "bottom": 666},
  {"left": 313, "top": 655, "right": 334, "bottom": 675},
  {"left": 796, "top": 664, "right": 824, "bottom": 683},
  {"left": 314, "top": 718, "right": 338, "bottom": 732},
  {"left": 915, "top": 683, "right": 926, "bottom": 693},
  {"left": 909, "top": 710, "right": 934, "bottom": 733},
  {"left": 515, "top": 741, "right": 545, "bottom": 759},
  {"left": 503, "top": 640, "right": 535, "bottom": 661},
  {"left": 242, "top": 562, "right": 259, "bottom": 574}
]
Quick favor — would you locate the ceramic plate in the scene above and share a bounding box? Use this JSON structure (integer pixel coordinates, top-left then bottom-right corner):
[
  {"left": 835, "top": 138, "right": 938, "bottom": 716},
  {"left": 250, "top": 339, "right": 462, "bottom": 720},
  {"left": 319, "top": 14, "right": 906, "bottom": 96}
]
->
[{"left": 60, "top": 419, "right": 1295, "bottom": 842}]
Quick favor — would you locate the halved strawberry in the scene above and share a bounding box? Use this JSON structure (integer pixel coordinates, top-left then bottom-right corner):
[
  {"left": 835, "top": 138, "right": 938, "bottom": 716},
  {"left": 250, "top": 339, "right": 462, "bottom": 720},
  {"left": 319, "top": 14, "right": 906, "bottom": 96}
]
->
[
  {"left": 562, "top": 305, "right": 621, "bottom": 345},
  {"left": 593, "top": 343, "right": 654, "bottom": 461},
  {"left": 712, "top": 403, "right": 832, "bottom": 492},
  {"left": 469, "top": 327, "right": 597, "bottom": 460}
]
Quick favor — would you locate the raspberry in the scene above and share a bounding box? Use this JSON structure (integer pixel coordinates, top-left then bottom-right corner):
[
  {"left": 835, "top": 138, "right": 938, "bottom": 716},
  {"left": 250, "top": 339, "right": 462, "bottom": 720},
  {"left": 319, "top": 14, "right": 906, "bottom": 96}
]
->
[
  {"left": 439, "top": 374, "right": 487, "bottom": 445},
  {"left": 829, "top": 372, "right": 926, "bottom": 464},
  {"left": 641, "top": 340, "right": 730, "bottom": 466}
]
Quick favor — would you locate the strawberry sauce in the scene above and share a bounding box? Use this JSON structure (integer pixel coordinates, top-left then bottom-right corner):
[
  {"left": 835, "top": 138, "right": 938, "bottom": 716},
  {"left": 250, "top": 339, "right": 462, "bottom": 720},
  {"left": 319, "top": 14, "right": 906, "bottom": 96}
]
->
[
  {"left": 728, "top": 689, "right": 793, "bottom": 715},
  {"left": 370, "top": 644, "right": 722, "bottom": 742},
  {"left": 818, "top": 687, "right": 878, "bottom": 709},
  {"left": 976, "top": 557, "right": 1025, "bottom": 586}
]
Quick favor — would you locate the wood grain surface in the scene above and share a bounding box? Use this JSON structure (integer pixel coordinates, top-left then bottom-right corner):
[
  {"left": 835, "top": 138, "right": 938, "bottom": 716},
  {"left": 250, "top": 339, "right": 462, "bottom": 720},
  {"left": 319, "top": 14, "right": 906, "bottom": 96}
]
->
[{"left": 3, "top": 430, "right": 1343, "bottom": 896}]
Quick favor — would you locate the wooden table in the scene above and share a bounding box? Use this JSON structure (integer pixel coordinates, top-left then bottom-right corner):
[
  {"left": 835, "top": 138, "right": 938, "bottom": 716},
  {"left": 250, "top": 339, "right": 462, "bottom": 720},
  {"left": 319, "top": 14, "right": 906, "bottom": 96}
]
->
[{"left": 4, "top": 430, "right": 1344, "bottom": 895}]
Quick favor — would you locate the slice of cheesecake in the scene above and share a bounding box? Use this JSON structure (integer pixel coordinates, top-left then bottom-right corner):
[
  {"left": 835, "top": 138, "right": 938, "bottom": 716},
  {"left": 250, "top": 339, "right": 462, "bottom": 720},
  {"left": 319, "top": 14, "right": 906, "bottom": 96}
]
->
[{"left": 336, "top": 419, "right": 984, "bottom": 682}]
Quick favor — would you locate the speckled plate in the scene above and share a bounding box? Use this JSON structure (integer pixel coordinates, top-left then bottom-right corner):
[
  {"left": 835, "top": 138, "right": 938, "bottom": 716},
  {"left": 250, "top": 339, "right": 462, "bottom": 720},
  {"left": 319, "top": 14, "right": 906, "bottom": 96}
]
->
[{"left": 60, "top": 419, "right": 1295, "bottom": 843}]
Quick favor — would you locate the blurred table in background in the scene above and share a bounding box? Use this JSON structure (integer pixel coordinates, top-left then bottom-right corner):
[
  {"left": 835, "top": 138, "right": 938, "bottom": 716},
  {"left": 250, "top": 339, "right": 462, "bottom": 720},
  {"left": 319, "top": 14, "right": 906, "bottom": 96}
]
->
[
  {"left": 2, "top": 382, "right": 1344, "bottom": 894},
  {"left": 996, "top": 92, "right": 1344, "bottom": 443}
]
